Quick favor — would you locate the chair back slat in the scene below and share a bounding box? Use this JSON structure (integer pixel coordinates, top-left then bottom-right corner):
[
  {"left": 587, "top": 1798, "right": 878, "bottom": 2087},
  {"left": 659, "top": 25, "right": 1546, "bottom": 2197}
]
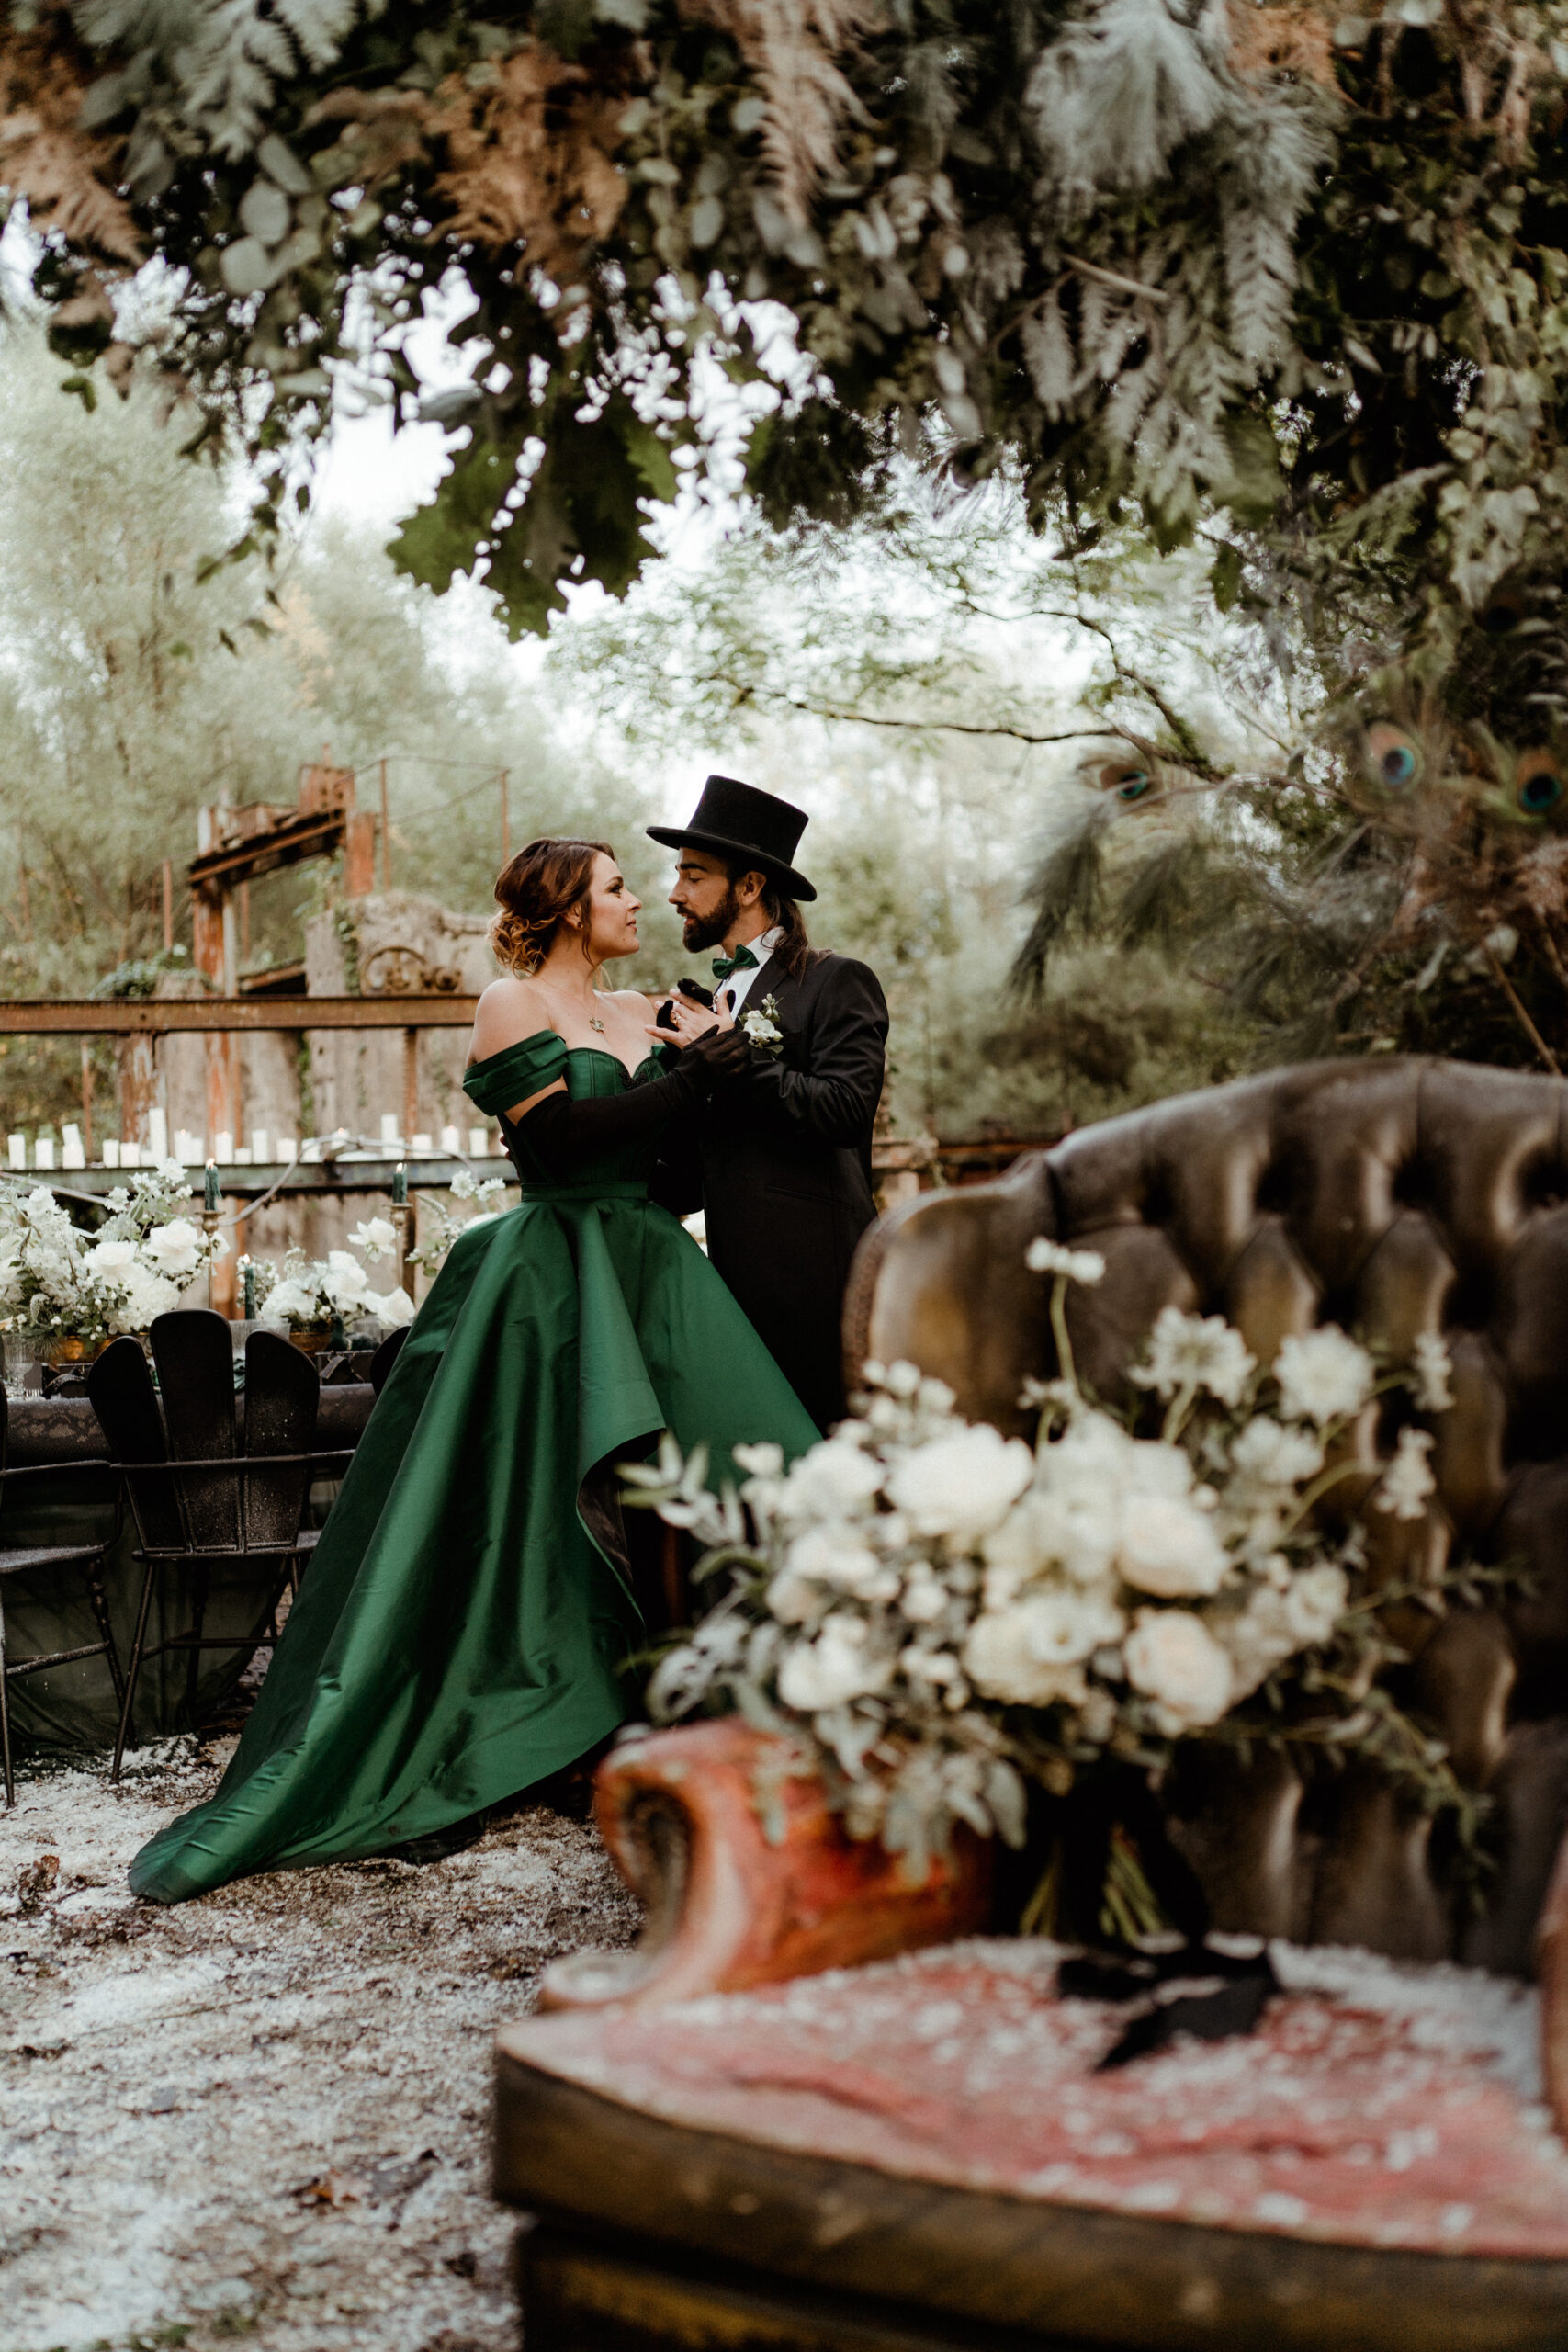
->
[
  {"left": 88, "top": 1337, "right": 182, "bottom": 1549},
  {"left": 149, "top": 1310, "right": 240, "bottom": 1548},
  {"left": 243, "top": 1329, "right": 319, "bottom": 1547},
  {"left": 369, "top": 1325, "right": 409, "bottom": 1396}
]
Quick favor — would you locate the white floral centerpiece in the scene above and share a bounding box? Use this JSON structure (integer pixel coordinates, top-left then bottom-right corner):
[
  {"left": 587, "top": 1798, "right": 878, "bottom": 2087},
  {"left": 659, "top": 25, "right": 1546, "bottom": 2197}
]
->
[
  {"left": 0, "top": 1163, "right": 227, "bottom": 1351},
  {"left": 631, "top": 1240, "right": 1479, "bottom": 1889},
  {"left": 245, "top": 1222, "right": 414, "bottom": 1336}
]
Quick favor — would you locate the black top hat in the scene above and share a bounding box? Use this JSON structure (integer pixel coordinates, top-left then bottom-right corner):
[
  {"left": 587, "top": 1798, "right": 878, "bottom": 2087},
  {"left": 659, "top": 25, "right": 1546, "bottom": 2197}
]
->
[{"left": 647, "top": 775, "right": 816, "bottom": 902}]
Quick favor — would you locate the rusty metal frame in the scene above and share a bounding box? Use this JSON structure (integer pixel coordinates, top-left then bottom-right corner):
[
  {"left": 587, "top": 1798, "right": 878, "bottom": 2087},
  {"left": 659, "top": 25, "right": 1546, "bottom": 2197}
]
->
[{"left": 0, "top": 997, "right": 478, "bottom": 1035}]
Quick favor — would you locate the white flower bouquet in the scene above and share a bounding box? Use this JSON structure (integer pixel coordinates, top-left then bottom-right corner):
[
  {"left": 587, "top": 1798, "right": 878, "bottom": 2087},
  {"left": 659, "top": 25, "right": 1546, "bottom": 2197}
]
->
[
  {"left": 630, "top": 1240, "right": 1482, "bottom": 1890},
  {"left": 245, "top": 1230, "right": 414, "bottom": 1334},
  {"left": 0, "top": 1163, "right": 228, "bottom": 1346}
]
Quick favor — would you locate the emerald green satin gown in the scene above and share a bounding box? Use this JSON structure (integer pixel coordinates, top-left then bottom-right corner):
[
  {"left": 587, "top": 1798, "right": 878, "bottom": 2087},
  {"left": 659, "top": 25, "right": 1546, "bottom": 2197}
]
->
[{"left": 130, "top": 1033, "right": 819, "bottom": 1904}]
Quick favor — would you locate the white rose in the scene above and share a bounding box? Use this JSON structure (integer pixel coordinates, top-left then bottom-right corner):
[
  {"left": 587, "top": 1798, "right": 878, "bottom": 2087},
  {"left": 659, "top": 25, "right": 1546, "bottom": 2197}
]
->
[
  {"left": 1122, "top": 1608, "right": 1233, "bottom": 1728},
  {"left": 785, "top": 1523, "right": 897, "bottom": 1598},
  {"left": 1273, "top": 1327, "right": 1374, "bottom": 1424},
  {"left": 886, "top": 1424, "right": 1034, "bottom": 1542},
  {"left": 368, "top": 1286, "right": 415, "bottom": 1328},
  {"left": 1116, "top": 1493, "right": 1230, "bottom": 1599},
  {"left": 777, "top": 1615, "right": 894, "bottom": 1712},
  {"left": 962, "top": 1597, "right": 1102, "bottom": 1707},
  {"left": 86, "top": 1238, "right": 138, "bottom": 1273},
  {"left": 259, "top": 1278, "right": 320, "bottom": 1326},
  {"left": 109, "top": 1262, "right": 181, "bottom": 1334},
  {"left": 350, "top": 1216, "right": 399, "bottom": 1259},
  {"left": 142, "top": 1216, "right": 202, "bottom": 1279},
  {"left": 779, "top": 1438, "right": 886, "bottom": 1522}
]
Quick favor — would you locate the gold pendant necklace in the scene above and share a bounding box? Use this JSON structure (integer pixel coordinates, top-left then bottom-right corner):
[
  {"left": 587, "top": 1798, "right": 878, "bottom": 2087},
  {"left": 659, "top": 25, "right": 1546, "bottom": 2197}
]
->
[{"left": 588, "top": 1015, "right": 605, "bottom": 1033}]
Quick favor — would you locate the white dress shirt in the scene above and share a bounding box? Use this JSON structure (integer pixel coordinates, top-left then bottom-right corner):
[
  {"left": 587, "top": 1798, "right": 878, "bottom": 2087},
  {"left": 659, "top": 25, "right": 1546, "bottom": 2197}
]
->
[{"left": 718, "top": 925, "right": 783, "bottom": 1016}]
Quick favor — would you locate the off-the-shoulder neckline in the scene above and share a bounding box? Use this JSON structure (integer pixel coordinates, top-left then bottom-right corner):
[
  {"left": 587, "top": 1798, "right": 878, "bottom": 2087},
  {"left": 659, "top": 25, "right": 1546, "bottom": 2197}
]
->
[{"left": 466, "top": 1029, "right": 662, "bottom": 1086}]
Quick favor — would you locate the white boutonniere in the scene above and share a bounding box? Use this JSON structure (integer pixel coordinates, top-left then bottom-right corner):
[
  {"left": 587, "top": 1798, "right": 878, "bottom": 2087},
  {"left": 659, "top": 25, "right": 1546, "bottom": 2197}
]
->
[{"left": 741, "top": 993, "right": 784, "bottom": 1058}]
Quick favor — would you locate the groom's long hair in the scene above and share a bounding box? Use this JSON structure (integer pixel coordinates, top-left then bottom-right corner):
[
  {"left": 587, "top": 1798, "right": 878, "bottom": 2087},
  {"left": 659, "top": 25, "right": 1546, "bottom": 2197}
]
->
[{"left": 728, "top": 865, "right": 814, "bottom": 983}]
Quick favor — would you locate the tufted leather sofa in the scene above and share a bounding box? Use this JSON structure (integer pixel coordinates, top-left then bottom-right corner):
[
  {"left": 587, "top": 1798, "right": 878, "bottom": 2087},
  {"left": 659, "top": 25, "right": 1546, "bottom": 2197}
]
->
[{"left": 845, "top": 1057, "right": 1568, "bottom": 1974}]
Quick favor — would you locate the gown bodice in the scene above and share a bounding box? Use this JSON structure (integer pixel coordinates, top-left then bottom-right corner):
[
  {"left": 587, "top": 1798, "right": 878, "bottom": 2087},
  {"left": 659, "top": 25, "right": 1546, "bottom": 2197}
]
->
[{"left": 462, "top": 1031, "right": 670, "bottom": 1195}]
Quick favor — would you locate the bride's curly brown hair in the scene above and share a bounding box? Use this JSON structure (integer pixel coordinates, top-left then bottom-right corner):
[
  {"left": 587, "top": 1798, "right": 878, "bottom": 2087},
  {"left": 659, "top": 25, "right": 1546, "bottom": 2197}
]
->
[{"left": 491, "top": 838, "right": 614, "bottom": 977}]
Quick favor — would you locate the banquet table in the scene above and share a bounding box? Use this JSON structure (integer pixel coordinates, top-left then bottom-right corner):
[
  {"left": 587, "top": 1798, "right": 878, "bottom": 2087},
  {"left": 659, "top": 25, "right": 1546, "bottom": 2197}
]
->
[{"left": 3, "top": 1383, "right": 375, "bottom": 1753}]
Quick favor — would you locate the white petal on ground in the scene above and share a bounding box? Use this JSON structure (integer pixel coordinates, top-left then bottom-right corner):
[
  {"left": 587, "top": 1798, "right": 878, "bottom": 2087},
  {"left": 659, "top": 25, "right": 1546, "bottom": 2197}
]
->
[{"left": 0, "top": 1747, "right": 639, "bottom": 2352}]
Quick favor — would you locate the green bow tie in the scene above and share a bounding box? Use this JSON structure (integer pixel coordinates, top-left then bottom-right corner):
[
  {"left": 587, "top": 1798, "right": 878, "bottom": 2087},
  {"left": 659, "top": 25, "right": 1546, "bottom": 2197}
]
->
[{"left": 712, "top": 944, "right": 760, "bottom": 984}]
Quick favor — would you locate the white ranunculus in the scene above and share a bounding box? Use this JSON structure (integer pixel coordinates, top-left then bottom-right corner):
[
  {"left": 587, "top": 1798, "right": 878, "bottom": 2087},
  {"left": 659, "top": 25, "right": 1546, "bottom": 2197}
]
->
[
  {"left": 368, "top": 1285, "right": 415, "bottom": 1328},
  {"left": 1229, "top": 1417, "right": 1324, "bottom": 1488},
  {"left": 1116, "top": 1493, "right": 1230, "bottom": 1599},
  {"left": 86, "top": 1237, "right": 138, "bottom": 1273},
  {"left": 142, "top": 1216, "right": 202, "bottom": 1279},
  {"left": 777, "top": 1614, "right": 894, "bottom": 1712},
  {"left": 785, "top": 1523, "right": 897, "bottom": 1598},
  {"left": 1273, "top": 1326, "right": 1374, "bottom": 1425},
  {"left": 1132, "top": 1306, "right": 1256, "bottom": 1407},
  {"left": 779, "top": 1437, "right": 886, "bottom": 1522},
  {"left": 1374, "top": 1426, "right": 1436, "bottom": 1521},
  {"left": 886, "top": 1424, "right": 1034, "bottom": 1542},
  {"left": 1122, "top": 1608, "right": 1233, "bottom": 1728}
]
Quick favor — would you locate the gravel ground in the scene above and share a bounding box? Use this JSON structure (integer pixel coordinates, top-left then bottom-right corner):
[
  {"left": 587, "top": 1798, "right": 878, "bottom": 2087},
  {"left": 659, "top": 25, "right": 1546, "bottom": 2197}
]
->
[{"left": 0, "top": 1739, "right": 642, "bottom": 2352}]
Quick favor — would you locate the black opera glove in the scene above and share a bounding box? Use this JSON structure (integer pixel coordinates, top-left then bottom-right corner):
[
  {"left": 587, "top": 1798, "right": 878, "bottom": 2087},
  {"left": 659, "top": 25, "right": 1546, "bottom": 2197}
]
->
[{"left": 514, "top": 1024, "right": 749, "bottom": 1183}]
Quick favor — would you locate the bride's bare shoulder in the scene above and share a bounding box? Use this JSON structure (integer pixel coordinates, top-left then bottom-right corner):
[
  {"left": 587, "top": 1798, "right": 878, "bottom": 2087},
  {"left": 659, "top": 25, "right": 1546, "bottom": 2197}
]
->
[
  {"left": 604, "top": 987, "right": 664, "bottom": 1017},
  {"left": 469, "top": 977, "right": 555, "bottom": 1062}
]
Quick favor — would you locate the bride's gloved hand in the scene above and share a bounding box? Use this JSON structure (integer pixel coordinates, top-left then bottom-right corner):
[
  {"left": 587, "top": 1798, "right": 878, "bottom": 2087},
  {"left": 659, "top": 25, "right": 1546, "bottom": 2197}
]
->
[{"left": 679, "top": 1023, "right": 750, "bottom": 1079}]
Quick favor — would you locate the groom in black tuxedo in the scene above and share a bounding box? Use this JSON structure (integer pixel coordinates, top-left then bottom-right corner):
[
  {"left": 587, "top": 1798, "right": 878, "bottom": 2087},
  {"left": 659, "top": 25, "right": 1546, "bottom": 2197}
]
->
[{"left": 648, "top": 776, "right": 888, "bottom": 1433}]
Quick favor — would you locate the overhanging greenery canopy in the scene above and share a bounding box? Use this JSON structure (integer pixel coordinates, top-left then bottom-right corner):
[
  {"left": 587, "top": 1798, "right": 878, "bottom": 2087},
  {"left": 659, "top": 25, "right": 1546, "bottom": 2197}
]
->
[{"left": 2, "top": 0, "right": 1566, "bottom": 647}]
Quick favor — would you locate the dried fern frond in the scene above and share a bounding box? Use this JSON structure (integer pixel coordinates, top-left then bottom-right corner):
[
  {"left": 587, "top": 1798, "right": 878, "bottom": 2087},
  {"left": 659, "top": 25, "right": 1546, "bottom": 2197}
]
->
[
  {"left": 428, "top": 51, "right": 632, "bottom": 271},
  {"left": 0, "top": 7, "right": 141, "bottom": 265},
  {"left": 683, "top": 0, "right": 877, "bottom": 221}
]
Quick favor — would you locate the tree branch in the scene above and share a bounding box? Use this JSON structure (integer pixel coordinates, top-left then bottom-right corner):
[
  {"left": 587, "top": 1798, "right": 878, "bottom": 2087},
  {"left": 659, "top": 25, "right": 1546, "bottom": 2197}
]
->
[{"left": 699, "top": 674, "right": 1125, "bottom": 747}]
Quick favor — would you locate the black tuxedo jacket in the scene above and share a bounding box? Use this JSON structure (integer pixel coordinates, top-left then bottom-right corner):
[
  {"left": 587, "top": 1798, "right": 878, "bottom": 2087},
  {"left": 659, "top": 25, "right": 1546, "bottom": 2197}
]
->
[{"left": 652, "top": 948, "right": 888, "bottom": 1432}]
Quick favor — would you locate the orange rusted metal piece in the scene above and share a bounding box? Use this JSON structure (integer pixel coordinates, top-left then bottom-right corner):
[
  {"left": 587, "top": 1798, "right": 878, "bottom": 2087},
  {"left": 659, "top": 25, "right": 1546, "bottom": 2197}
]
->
[{"left": 537, "top": 1717, "right": 992, "bottom": 2013}]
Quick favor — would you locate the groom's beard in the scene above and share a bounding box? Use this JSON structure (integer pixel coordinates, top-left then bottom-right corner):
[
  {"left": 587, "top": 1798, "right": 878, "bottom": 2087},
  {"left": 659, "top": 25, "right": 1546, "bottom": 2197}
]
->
[{"left": 680, "top": 883, "right": 744, "bottom": 953}]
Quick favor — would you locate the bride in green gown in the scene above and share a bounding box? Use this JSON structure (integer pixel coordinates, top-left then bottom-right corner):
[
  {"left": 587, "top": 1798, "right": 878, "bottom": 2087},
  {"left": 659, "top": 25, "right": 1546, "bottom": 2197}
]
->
[{"left": 130, "top": 838, "right": 819, "bottom": 1903}]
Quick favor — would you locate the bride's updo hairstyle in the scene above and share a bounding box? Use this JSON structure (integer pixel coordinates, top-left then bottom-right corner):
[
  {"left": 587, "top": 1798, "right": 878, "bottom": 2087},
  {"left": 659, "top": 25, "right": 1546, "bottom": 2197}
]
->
[{"left": 491, "top": 837, "right": 614, "bottom": 977}]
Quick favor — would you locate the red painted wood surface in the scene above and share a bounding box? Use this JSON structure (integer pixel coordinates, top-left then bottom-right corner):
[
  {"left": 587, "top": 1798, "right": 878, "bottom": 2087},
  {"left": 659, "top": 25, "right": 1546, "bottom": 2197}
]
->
[
  {"left": 517, "top": 1940, "right": 1568, "bottom": 2259},
  {"left": 536, "top": 1720, "right": 991, "bottom": 2012}
]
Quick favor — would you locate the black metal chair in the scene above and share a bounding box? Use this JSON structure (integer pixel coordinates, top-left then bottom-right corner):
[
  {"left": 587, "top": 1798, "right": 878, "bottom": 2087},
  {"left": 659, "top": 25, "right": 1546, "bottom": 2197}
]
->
[
  {"left": 0, "top": 1385, "right": 127, "bottom": 1805},
  {"left": 88, "top": 1311, "right": 354, "bottom": 1780},
  {"left": 368, "top": 1324, "right": 409, "bottom": 1395}
]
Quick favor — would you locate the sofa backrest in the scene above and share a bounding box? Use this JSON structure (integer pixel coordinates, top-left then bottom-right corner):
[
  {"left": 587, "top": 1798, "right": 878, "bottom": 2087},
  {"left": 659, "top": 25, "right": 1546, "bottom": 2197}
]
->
[{"left": 846, "top": 1058, "right": 1568, "bottom": 1971}]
